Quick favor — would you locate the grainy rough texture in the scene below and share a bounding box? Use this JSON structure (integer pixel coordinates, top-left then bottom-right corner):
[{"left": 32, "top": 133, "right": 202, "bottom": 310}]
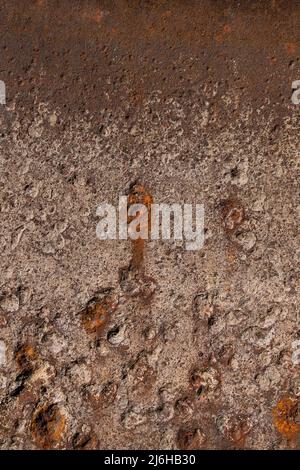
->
[{"left": 0, "top": 0, "right": 300, "bottom": 450}]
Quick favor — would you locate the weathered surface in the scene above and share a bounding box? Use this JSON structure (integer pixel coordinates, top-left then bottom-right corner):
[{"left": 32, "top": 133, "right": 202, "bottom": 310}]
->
[{"left": 0, "top": 0, "right": 299, "bottom": 449}]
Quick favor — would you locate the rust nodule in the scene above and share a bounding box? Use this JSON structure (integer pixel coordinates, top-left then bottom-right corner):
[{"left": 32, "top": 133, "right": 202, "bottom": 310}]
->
[
  {"left": 81, "top": 296, "right": 116, "bottom": 335},
  {"left": 273, "top": 396, "right": 300, "bottom": 440},
  {"left": 31, "top": 403, "right": 66, "bottom": 449}
]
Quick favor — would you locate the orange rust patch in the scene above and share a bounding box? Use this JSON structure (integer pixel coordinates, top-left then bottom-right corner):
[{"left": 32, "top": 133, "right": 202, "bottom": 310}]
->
[
  {"left": 223, "top": 24, "right": 232, "bottom": 34},
  {"left": 284, "top": 42, "right": 297, "bottom": 55},
  {"left": 221, "top": 197, "right": 245, "bottom": 233},
  {"left": 92, "top": 9, "right": 103, "bottom": 23},
  {"left": 15, "top": 344, "right": 37, "bottom": 371},
  {"left": 131, "top": 359, "right": 156, "bottom": 396},
  {"left": 162, "top": 10, "right": 172, "bottom": 18},
  {"left": 189, "top": 368, "right": 204, "bottom": 395},
  {"left": 128, "top": 184, "right": 153, "bottom": 272},
  {"left": 273, "top": 396, "right": 300, "bottom": 440},
  {"left": 81, "top": 297, "right": 115, "bottom": 334},
  {"left": 215, "top": 24, "right": 232, "bottom": 44},
  {"left": 31, "top": 404, "right": 66, "bottom": 449}
]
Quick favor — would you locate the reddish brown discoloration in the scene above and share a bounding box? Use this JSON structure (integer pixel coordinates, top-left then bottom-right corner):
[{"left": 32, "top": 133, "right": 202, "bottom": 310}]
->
[
  {"left": 273, "top": 397, "right": 300, "bottom": 440},
  {"left": 215, "top": 24, "right": 232, "bottom": 43},
  {"left": 224, "top": 418, "right": 251, "bottom": 448},
  {"left": 89, "top": 381, "right": 118, "bottom": 410},
  {"left": 1, "top": 0, "right": 300, "bottom": 451},
  {"left": 71, "top": 431, "right": 99, "bottom": 450},
  {"left": 15, "top": 344, "right": 37, "bottom": 372},
  {"left": 284, "top": 42, "right": 297, "bottom": 55},
  {"left": 1, "top": 0, "right": 300, "bottom": 129},
  {"left": 31, "top": 404, "right": 66, "bottom": 449},
  {"left": 84, "top": 8, "right": 103, "bottom": 24},
  {"left": 221, "top": 198, "right": 245, "bottom": 234},
  {"left": 81, "top": 297, "right": 116, "bottom": 335},
  {"left": 177, "top": 427, "right": 206, "bottom": 450},
  {"left": 128, "top": 184, "right": 153, "bottom": 272},
  {"left": 118, "top": 183, "right": 156, "bottom": 304}
]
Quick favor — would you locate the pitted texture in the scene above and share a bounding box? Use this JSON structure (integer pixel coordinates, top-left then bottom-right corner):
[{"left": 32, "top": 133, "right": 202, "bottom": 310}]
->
[{"left": 0, "top": 0, "right": 299, "bottom": 450}]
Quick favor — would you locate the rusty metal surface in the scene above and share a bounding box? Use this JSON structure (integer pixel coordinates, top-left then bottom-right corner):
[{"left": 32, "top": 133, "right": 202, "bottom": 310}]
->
[{"left": 0, "top": 0, "right": 300, "bottom": 450}]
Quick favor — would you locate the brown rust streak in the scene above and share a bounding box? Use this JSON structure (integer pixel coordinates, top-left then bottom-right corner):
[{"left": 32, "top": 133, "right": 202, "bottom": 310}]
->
[{"left": 127, "top": 184, "right": 153, "bottom": 273}]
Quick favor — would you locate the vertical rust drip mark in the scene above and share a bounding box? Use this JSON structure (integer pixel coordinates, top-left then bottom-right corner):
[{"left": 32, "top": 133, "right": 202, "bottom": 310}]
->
[
  {"left": 127, "top": 183, "right": 153, "bottom": 274},
  {"left": 119, "top": 183, "right": 156, "bottom": 303}
]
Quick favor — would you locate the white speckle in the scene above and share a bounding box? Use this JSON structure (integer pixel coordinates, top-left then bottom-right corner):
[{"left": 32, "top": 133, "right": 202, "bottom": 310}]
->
[
  {"left": 11, "top": 226, "right": 26, "bottom": 250},
  {"left": 0, "top": 341, "right": 6, "bottom": 366},
  {"left": 107, "top": 325, "right": 127, "bottom": 346},
  {"left": 0, "top": 294, "right": 19, "bottom": 312},
  {"left": 235, "top": 231, "right": 256, "bottom": 252},
  {"left": 28, "top": 123, "right": 43, "bottom": 138},
  {"left": 49, "top": 112, "right": 57, "bottom": 127}
]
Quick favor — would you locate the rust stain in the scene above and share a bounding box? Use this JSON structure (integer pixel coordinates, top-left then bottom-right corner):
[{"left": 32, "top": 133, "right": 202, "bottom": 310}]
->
[
  {"left": 221, "top": 197, "right": 245, "bottom": 234},
  {"left": 220, "top": 197, "right": 245, "bottom": 271},
  {"left": 224, "top": 419, "right": 251, "bottom": 448},
  {"left": 215, "top": 24, "right": 232, "bottom": 44},
  {"left": 273, "top": 396, "right": 300, "bottom": 440},
  {"left": 81, "top": 296, "right": 116, "bottom": 335},
  {"left": 128, "top": 184, "right": 153, "bottom": 272},
  {"left": 162, "top": 10, "right": 172, "bottom": 19},
  {"left": 15, "top": 344, "right": 37, "bottom": 372},
  {"left": 284, "top": 42, "right": 297, "bottom": 55},
  {"left": 117, "top": 183, "right": 157, "bottom": 303},
  {"left": 226, "top": 245, "right": 237, "bottom": 264},
  {"left": 71, "top": 431, "right": 99, "bottom": 450},
  {"left": 177, "top": 427, "right": 205, "bottom": 450},
  {"left": 90, "top": 381, "right": 118, "bottom": 410},
  {"left": 31, "top": 403, "right": 66, "bottom": 449}
]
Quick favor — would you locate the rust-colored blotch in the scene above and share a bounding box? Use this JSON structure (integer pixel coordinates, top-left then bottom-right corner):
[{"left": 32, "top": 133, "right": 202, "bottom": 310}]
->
[
  {"left": 31, "top": 404, "right": 66, "bottom": 449},
  {"left": 273, "top": 396, "right": 300, "bottom": 440},
  {"left": 177, "top": 427, "right": 205, "bottom": 450},
  {"left": 221, "top": 197, "right": 245, "bottom": 233},
  {"left": 15, "top": 344, "right": 37, "bottom": 371},
  {"left": 128, "top": 184, "right": 153, "bottom": 271},
  {"left": 81, "top": 298, "right": 113, "bottom": 334}
]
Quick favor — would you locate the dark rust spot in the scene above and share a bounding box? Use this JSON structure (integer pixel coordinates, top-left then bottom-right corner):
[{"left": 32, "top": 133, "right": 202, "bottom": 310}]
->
[
  {"left": 71, "top": 431, "right": 99, "bottom": 450},
  {"left": 177, "top": 427, "right": 206, "bottom": 450},
  {"left": 31, "top": 403, "right": 66, "bottom": 449}
]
